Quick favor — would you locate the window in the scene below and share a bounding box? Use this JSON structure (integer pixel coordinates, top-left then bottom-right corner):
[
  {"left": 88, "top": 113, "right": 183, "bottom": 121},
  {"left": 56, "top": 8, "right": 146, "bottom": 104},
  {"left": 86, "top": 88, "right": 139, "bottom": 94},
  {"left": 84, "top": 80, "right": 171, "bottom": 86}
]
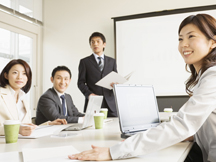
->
[
  {"left": 0, "top": 0, "right": 42, "bottom": 22},
  {"left": 0, "top": 9, "right": 42, "bottom": 117}
]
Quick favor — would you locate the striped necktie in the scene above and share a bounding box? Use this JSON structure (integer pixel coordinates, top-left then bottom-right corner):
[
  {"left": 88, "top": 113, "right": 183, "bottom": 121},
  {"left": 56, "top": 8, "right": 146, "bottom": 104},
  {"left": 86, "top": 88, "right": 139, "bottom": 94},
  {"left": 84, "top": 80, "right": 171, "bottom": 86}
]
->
[{"left": 97, "top": 57, "right": 104, "bottom": 71}]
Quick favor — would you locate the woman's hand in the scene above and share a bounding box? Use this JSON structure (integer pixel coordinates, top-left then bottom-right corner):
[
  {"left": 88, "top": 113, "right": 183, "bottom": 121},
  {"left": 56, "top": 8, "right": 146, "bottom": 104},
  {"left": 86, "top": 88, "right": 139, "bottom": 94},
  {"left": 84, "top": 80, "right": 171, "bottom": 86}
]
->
[
  {"left": 19, "top": 123, "right": 37, "bottom": 136},
  {"left": 68, "top": 145, "right": 112, "bottom": 161},
  {"left": 49, "top": 119, "right": 67, "bottom": 125}
]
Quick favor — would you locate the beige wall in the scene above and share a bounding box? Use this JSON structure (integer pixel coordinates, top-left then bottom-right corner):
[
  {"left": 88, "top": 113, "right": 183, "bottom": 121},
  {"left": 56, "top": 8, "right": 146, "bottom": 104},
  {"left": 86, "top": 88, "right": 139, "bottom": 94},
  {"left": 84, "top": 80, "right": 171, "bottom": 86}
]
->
[{"left": 43, "top": 0, "right": 216, "bottom": 112}]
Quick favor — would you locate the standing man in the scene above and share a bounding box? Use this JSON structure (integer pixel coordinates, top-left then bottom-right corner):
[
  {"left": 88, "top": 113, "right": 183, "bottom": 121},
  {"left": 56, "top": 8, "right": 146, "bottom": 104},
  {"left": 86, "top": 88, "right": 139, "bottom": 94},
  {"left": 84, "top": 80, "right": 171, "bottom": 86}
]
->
[
  {"left": 78, "top": 32, "right": 118, "bottom": 117},
  {"left": 36, "top": 66, "right": 84, "bottom": 125}
]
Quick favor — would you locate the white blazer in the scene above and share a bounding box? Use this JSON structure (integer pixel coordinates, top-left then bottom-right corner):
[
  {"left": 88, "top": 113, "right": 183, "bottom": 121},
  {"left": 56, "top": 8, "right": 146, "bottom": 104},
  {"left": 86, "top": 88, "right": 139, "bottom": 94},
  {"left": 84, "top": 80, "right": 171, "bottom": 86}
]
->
[
  {"left": 0, "top": 85, "right": 31, "bottom": 135},
  {"left": 110, "top": 66, "right": 216, "bottom": 162}
]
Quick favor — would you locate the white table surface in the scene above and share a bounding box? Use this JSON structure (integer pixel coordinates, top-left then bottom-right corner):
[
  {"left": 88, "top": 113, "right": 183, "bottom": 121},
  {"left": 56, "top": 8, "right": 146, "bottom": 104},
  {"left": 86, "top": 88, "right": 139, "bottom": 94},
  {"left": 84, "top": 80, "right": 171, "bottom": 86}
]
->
[{"left": 0, "top": 117, "right": 192, "bottom": 162}]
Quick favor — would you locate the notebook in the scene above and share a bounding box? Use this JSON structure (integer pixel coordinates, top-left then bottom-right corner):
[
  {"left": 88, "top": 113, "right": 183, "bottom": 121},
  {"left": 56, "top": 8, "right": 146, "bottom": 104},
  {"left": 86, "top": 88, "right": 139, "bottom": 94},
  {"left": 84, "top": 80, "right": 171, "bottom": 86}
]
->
[
  {"left": 113, "top": 84, "right": 160, "bottom": 138},
  {"left": 64, "top": 95, "right": 103, "bottom": 131}
]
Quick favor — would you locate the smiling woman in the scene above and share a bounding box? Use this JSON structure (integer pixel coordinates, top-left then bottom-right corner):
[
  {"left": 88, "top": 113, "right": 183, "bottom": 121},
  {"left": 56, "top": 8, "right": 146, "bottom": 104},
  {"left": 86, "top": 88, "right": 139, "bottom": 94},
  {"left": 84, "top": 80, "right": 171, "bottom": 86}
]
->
[
  {"left": 0, "top": 59, "right": 67, "bottom": 136},
  {"left": 68, "top": 13, "right": 216, "bottom": 162}
]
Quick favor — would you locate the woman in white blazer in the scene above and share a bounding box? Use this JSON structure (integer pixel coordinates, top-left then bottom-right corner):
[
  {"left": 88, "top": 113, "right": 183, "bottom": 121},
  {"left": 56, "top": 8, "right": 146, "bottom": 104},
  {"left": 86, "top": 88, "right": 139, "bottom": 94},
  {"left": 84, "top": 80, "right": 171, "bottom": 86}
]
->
[
  {"left": 0, "top": 59, "right": 67, "bottom": 136},
  {"left": 69, "top": 14, "right": 216, "bottom": 162}
]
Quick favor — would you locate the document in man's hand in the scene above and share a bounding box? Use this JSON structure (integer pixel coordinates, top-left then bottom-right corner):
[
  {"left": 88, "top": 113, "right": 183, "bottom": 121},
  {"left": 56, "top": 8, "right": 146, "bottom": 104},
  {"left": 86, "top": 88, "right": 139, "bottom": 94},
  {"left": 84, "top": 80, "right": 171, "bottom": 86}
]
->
[{"left": 95, "top": 71, "right": 133, "bottom": 90}]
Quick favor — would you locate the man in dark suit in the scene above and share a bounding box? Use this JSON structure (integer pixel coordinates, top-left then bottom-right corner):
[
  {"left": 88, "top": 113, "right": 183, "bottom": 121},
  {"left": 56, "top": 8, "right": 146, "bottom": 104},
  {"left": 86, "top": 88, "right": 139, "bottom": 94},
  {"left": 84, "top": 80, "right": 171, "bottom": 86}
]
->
[
  {"left": 78, "top": 32, "right": 118, "bottom": 117},
  {"left": 36, "top": 66, "right": 84, "bottom": 125}
]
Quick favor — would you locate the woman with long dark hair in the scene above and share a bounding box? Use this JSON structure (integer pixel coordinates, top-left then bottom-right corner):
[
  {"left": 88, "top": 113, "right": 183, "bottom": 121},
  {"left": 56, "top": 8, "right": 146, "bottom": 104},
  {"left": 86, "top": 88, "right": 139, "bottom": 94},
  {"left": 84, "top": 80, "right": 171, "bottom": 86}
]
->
[{"left": 69, "top": 13, "right": 216, "bottom": 162}]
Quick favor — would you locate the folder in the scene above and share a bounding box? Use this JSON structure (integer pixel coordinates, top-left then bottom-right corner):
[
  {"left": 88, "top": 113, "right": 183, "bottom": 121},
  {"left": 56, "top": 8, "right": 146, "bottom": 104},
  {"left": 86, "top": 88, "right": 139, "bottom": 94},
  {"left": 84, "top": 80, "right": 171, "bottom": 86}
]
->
[{"left": 95, "top": 71, "right": 133, "bottom": 90}]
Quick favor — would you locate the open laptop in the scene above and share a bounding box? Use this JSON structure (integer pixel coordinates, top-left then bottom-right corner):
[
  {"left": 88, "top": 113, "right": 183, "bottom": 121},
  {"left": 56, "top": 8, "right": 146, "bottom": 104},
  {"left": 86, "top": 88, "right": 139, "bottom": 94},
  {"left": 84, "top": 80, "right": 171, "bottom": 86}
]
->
[
  {"left": 64, "top": 95, "right": 103, "bottom": 131},
  {"left": 113, "top": 84, "right": 160, "bottom": 138}
]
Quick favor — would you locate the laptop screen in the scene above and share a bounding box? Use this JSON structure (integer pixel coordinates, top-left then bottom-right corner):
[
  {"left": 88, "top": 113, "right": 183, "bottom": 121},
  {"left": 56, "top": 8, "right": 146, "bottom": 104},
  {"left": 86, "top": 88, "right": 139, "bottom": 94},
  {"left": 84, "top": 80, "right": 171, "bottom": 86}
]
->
[{"left": 113, "top": 84, "right": 160, "bottom": 133}]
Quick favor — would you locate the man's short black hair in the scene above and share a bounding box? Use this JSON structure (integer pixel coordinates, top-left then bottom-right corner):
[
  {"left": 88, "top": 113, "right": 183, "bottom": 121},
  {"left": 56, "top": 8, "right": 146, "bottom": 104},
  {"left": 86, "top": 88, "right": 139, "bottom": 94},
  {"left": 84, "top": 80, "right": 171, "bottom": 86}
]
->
[
  {"left": 89, "top": 32, "right": 106, "bottom": 44},
  {"left": 51, "top": 66, "right": 72, "bottom": 78}
]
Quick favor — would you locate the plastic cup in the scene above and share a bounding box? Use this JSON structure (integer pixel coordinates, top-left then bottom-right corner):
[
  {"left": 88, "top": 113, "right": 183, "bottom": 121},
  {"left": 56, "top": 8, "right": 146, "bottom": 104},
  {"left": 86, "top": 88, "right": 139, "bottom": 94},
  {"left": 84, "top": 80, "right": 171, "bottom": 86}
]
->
[
  {"left": 100, "top": 108, "right": 108, "bottom": 119},
  {"left": 94, "top": 113, "right": 104, "bottom": 129},
  {"left": 4, "top": 120, "right": 20, "bottom": 144}
]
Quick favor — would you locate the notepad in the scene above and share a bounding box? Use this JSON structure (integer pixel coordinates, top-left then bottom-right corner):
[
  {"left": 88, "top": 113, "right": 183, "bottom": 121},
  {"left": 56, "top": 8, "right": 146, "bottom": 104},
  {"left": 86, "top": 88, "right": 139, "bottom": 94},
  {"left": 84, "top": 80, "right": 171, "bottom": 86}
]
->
[{"left": 18, "top": 124, "right": 72, "bottom": 139}]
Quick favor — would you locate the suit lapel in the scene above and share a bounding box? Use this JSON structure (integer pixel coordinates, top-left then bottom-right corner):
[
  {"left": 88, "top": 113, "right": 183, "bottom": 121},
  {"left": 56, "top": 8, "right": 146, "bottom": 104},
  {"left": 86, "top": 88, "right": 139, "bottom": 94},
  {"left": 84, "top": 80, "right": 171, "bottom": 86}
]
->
[
  {"left": 1, "top": 87, "right": 19, "bottom": 120},
  {"left": 89, "top": 54, "right": 101, "bottom": 72},
  {"left": 103, "top": 55, "right": 108, "bottom": 73},
  {"left": 51, "top": 88, "right": 63, "bottom": 114},
  {"left": 65, "top": 94, "right": 72, "bottom": 116},
  {"left": 22, "top": 99, "right": 29, "bottom": 121}
]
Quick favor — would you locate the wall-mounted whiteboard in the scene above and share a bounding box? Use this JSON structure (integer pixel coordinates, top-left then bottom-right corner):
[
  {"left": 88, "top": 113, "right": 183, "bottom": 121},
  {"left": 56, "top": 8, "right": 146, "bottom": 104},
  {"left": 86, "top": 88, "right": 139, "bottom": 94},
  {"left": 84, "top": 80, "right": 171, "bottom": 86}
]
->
[{"left": 114, "top": 5, "right": 216, "bottom": 96}]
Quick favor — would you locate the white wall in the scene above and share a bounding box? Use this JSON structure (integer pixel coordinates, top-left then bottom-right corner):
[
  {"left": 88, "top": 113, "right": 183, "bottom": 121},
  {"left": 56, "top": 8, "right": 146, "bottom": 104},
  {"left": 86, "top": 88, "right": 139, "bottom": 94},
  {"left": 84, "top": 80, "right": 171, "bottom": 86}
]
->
[{"left": 43, "top": 0, "right": 216, "bottom": 112}]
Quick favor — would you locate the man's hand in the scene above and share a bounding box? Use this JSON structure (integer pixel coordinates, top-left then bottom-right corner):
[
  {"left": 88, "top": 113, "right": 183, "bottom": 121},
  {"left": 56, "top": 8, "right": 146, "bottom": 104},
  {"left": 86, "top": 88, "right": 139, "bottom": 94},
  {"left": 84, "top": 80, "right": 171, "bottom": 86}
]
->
[
  {"left": 19, "top": 123, "right": 37, "bottom": 136},
  {"left": 110, "top": 82, "right": 118, "bottom": 88},
  {"left": 89, "top": 93, "right": 97, "bottom": 99},
  {"left": 49, "top": 119, "right": 67, "bottom": 125},
  {"left": 68, "top": 145, "right": 112, "bottom": 161}
]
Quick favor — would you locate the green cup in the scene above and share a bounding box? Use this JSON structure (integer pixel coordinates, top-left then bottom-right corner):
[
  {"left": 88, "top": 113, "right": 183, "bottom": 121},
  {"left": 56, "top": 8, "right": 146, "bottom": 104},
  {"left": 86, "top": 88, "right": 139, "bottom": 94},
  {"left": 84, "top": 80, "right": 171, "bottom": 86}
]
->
[
  {"left": 4, "top": 120, "right": 20, "bottom": 144},
  {"left": 94, "top": 113, "right": 104, "bottom": 129},
  {"left": 100, "top": 108, "right": 108, "bottom": 119}
]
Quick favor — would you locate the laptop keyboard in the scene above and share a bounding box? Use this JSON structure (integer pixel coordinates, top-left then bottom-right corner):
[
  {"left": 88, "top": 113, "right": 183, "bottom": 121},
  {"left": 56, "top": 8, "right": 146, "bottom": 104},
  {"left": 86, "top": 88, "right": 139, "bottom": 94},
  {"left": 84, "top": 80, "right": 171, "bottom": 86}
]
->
[{"left": 63, "top": 124, "right": 83, "bottom": 131}]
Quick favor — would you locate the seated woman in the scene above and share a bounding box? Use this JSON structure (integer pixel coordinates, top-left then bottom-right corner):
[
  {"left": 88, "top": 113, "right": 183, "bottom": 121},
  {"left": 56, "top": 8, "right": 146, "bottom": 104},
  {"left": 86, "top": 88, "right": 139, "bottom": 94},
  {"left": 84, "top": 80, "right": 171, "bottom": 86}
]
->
[{"left": 0, "top": 59, "right": 67, "bottom": 136}]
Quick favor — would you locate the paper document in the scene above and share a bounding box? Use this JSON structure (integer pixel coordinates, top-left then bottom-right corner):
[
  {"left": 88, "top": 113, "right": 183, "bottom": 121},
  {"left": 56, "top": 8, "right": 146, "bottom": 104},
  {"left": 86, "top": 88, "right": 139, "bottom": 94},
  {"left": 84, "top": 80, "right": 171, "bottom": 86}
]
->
[
  {"left": 0, "top": 151, "right": 21, "bottom": 162},
  {"left": 95, "top": 71, "right": 134, "bottom": 90},
  {"left": 18, "top": 124, "right": 73, "bottom": 139},
  {"left": 22, "top": 145, "right": 79, "bottom": 162}
]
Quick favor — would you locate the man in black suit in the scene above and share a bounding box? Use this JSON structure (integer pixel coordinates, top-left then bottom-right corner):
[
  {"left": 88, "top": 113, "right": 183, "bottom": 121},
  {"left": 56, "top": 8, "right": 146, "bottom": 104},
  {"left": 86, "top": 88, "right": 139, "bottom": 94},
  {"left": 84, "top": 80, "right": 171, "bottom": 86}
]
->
[
  {"left": 36, "top": 66, "right": 84, "bottom": 125},
  {"left": 78, "top": 32, "right": 118, "bottom": 117}
]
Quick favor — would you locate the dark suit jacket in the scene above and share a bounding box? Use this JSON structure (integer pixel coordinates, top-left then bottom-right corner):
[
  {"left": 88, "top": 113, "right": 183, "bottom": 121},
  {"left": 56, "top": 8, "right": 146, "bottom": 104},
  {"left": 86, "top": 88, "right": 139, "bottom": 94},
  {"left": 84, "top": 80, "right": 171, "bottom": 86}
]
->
[
  {"left": 35, "top": 88, "right": 84, "bottom": 125},
  {"left": 78, "top": 54, "right": 117, "bottom": 116}
]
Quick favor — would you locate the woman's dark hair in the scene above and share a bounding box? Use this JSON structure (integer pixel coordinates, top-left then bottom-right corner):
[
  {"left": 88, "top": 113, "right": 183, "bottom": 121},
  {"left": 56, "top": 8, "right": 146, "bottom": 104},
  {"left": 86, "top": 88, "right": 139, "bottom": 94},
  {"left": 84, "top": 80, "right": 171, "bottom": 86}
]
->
[
  {"left": 0, "top": 59, "right": 32, "bottom": 93},
  {"left": 178, "top": 14, "right": 216, "bottom": 95}
]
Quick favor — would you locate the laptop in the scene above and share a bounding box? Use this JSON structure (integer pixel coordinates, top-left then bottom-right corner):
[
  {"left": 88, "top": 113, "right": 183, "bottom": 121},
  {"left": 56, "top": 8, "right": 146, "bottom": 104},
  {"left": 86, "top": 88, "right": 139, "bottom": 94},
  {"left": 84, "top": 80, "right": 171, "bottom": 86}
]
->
[
  {"left": 113, "top": 84, "right": 160, "bottom": 138},
  {"left": 64, "top": 95, "right": 103, "bottom": 131}
]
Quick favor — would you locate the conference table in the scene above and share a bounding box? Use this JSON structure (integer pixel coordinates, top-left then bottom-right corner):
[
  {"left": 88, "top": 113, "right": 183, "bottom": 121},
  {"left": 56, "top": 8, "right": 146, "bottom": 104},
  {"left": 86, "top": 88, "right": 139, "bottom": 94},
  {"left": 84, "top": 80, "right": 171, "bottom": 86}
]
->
[{"left": 0, "top": 117, "right": 193, "bottom": 162}]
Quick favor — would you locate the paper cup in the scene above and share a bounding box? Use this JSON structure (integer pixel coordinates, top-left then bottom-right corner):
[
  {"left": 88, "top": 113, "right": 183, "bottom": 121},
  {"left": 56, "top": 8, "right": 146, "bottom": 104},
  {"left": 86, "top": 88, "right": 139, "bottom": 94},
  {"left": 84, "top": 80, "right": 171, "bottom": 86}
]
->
[
  {"left": 100, "top": 108, "right": 108, "bottom": 119},
  {"left": 163, "top": 108, "right": 173, "bottom": 112},
  {"left": 163, "top": 108, "right": 173, "bottom": 121},
  {"left": 4, "top": 120, "right": 20, "bottom": 144},
  {"left": 94, "top": 113, "right": 104, "bottom": 129}
]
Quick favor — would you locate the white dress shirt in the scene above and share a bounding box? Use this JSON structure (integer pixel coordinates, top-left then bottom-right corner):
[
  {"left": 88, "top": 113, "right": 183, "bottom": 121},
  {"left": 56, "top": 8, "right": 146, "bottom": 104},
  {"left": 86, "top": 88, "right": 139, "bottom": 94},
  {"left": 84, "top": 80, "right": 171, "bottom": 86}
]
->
[
  {"left": 53, "top": 88, "right": 83, "bottom": 123},
  {"left": 9, "top": 86, "right": 26, "bottom": 121},
  {"left": 110, "top": 66, "right": 216, "bottom": 162},
  {"left": 53, "top": 88, "right": 68, "bottom": 116}
]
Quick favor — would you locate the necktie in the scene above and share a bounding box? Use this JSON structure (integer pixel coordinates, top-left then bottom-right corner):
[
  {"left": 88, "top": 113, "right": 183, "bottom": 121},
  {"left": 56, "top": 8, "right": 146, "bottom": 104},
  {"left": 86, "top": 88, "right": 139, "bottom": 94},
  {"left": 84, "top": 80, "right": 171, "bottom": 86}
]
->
[
  {"left": 60, "top": 95, "right": 67, "bottom": 116},
  {"left": 97, "top": 57, "right": 104, "bottom": 71}
]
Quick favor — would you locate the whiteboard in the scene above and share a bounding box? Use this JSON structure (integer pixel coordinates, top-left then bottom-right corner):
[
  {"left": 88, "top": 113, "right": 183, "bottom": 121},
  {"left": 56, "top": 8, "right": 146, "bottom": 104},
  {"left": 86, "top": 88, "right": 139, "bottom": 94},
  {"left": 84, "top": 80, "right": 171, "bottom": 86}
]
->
[{"left": 115, "top": 8, "right": 216, "bottom": 96}]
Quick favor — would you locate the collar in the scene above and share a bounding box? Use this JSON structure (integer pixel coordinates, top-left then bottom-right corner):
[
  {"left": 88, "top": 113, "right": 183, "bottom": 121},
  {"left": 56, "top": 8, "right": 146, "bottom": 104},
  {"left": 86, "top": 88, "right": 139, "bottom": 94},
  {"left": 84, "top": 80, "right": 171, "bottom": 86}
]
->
[
  {"left": 8, "top": 85, "right": 25, "bottom": 100},
  {"left": 93, "top": 53, "right": 104, "bottom": 60},
  {"left": 53, "top": 87, "right": 65, "bottom": 97}
]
